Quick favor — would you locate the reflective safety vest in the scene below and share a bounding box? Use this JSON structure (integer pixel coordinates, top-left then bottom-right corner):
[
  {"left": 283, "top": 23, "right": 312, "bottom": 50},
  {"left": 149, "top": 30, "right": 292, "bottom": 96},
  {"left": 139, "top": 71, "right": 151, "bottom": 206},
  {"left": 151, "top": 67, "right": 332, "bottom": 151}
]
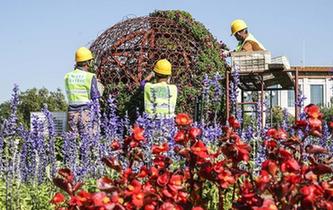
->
[
  {"left": 236, "top": 33, "right": 266, "bottom": 52},
  {"left": 144, "top": 82, "right": 178, "bottom": 118},
  {"left": 64, "top": 69, "right": 95, "bottom": 105}
]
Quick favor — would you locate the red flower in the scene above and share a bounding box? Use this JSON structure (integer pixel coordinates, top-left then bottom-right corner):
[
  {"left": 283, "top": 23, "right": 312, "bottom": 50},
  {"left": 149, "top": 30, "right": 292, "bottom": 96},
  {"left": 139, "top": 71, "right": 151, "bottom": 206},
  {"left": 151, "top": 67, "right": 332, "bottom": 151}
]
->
[
  {"left": 281, "top": 158, "right": 300, "bottom": 173},
  {"left": 97, "top": 177, "right": 113, "bottom": 192},
  {"left": 92, "top": 192, "right": 110, "bottom": 206},
  {"left": 111, "top": 140, "right": 121, "bottom": 150},
  {"left": 152, "top": 143, "right": 169, "bottom": 154},
  {"left": 295, "top": 120, "right": 307, "bottom": 128},
  {"left": 50, "top": 192, "right": 65, "bottom": 204},
  {"left": 328, "top": 121, "right": 333, "bottom": 129},
  {"left": 253, "top": 199, "right": 278, "bottom": 210},
  {"left": 125, "top": 180, "right": 142, "bottom": 196},
  {"left": 304, "top": 104, "right": 321, "bottom": 118},
  {"left": 168, "top": 174, "right": 184, "bottom": 191},
  {"left": 256, "top": 170, "right": 271, "bottom": 191},
  {"left": 266, "top": 128, "right": 287, "bottom": 140},
  {"left": 132, "top": 125, "right": 145, "bottom": 141},
  {"left": 58, "top": 168, "right": 74, "bottom": 183},
  {"left": 138, "top": 166, "right": 149, "bottom": 178},
  {"left": 157, "top": 172, "right": 170, "bottom": 187},
  {"left": 69, "top": 190, "right": 91, "bottom": 206},
  {"left": 175, "top": 113, "right": 193, "bottom": 126},
  {"left": 191, "top": 140, "right": 209, "bottom": 159},
  {"left": 261, "top": 160, "right": 278, "bottom": 176},
  {"left": 174, "top": 130, "right": 187, "bottom": 144},
  {"left": 228, "top": 115, "right": 240, "bottom": 129},
  {"left": 192, "top": 207, "right": 204, "bottom": 210},
  {"left": 217, "top": 168, "right": 236, "bottom": 189},
  {"left": 189, "top": 127, "right": 202, "bottom": 139},
  {"left": 132, "top": 192, "right": 144, "bottom": 208},
  {"left": 300, "top": 184, "right": 324, "bottom": 206}
]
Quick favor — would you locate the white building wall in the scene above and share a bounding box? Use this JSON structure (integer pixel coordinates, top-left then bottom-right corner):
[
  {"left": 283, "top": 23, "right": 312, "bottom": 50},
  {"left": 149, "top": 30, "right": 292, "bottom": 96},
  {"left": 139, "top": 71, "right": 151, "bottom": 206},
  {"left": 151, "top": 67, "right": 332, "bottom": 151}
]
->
[{"left": 277, "top": 78, "right": 332, "bottom": 116}]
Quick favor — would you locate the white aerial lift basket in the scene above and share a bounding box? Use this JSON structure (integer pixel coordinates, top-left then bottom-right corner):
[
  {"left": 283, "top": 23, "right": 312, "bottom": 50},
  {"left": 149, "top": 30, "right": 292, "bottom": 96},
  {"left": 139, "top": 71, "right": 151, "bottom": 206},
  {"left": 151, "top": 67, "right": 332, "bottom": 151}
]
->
[{"left": 231, "top": 50, "right": 271, "bottom": 72}]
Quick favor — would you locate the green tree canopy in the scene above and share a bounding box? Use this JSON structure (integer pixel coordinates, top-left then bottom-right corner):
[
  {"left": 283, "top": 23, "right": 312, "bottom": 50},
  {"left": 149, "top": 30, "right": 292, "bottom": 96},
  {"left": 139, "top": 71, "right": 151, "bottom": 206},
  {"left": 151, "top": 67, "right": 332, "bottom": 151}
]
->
[{"left": 0, "top": 87, "right": 67, "bottom": 128}]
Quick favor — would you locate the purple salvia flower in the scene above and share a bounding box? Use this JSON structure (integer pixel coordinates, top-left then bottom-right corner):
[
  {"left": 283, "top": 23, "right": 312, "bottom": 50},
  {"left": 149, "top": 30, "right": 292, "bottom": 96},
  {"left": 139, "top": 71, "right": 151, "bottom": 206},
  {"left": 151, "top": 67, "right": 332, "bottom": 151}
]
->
[
  {"left": 42, "top": 106, "right": 57, "bottom": 178},
  {"left": 281, "top": 108, "right": 289, "bottom": 131},
  {"left": 62, "top": 132, "right": 78, "bottom": 177},
  {"left": 230, "top": 65, "right": 240, "bottom": 112}
]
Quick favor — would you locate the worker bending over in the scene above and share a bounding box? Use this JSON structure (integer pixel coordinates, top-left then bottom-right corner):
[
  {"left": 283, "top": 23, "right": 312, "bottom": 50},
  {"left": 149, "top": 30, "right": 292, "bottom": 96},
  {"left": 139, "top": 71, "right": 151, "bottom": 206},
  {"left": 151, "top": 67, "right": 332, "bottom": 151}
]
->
[{"left": 141, "top": 59, "right": 178, "bottom": 119}]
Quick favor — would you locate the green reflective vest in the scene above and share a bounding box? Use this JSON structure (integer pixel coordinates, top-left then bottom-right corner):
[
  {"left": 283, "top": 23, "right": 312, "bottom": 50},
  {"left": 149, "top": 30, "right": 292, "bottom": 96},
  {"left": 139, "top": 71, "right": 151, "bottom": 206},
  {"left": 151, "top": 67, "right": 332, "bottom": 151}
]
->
[
  {"left": 236, "top": 33, "right": 266, "bottom": 52},
  {"left": 144, "top": 82, "right": 178, "bottom": 118},
  {"left": 64, "top": 69, "right": 95, "bottom": 105}
]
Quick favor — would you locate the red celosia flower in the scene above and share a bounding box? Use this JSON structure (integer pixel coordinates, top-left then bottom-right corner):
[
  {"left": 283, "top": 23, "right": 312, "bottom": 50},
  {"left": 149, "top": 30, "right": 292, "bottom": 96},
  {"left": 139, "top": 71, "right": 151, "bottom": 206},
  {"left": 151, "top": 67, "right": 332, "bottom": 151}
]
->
[
  {"left": 191, "top": 140, "right": 209, "bottom": 159},
  {"left": 132, "top": 125, "right": 145, "bottom": 141},
  {"left": 189, "top": 127, "right": 202, "bottom": 139},
  {"left": 228, "top": 115, "right": 240, "bottom": 129},
  {"left": 175, "top": 113, "right": 193, "bottom": 126},
  {"left": 152, "top": 143, "right": 169, "bottom": 154},
  {"left": 50, "top": 192, "right": 65, "bottom": 204}
]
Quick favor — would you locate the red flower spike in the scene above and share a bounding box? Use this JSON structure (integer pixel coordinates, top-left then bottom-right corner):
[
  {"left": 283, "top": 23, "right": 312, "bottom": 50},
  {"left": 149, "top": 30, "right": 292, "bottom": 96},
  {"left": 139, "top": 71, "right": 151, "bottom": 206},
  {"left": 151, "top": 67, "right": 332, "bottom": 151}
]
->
[
  {"left": 50, "top": 192, "right": 65, "bottom": 204},
  {"left": 132, "top": 125, "right": 145, "bottom": 141},
  {"left": 189, "top": 127, "right": 202, "bottom": 139},
  {"left": 175, "top": 113, "right": 193, "bottom": 126}
]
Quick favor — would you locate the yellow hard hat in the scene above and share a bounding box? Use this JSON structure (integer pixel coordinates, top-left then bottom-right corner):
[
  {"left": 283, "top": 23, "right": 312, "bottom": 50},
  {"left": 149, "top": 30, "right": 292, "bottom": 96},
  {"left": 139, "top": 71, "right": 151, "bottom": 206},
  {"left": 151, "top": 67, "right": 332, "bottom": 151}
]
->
[
  {"left": 230, "top": 19, "right": 248, "bottom": 35},
  {"left": 75, "top": 47, "right": 93, "bottom": 62},
  {"left": 153, "top": 59, "right": 172, "bottom": 76}
]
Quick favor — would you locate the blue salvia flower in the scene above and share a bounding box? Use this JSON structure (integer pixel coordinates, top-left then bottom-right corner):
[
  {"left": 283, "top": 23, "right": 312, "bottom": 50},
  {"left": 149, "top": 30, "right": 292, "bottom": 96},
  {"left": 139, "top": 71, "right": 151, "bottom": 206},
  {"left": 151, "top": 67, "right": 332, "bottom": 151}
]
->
[
  {"left": 243, "top": 125, "right": 254, "bottom": 143},
  {"left": 62, "top": 132, "right": 78, "bottom": 177},
  {"left": 281, "top": 108, "right": 289, "bottom": 131},
  {"left": 320, "top": 122, "right": 329, "bottom": 148},
  {"left": 296, "top": 93, "right": 307, "bottom": 120},
  {"left": 230, "top": 65, "right": 240, "bottom": 111},
  {"left": 42, "top": 106, "right": 57, "bottom": 178}
]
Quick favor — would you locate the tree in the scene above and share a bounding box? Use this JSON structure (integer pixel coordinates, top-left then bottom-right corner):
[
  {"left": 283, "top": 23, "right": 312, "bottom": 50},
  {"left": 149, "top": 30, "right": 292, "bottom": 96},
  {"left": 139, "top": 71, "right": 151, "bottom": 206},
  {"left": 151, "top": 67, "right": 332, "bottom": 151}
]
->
[{"left": 0, "top": 87, "right": 67, "bottom": 128}]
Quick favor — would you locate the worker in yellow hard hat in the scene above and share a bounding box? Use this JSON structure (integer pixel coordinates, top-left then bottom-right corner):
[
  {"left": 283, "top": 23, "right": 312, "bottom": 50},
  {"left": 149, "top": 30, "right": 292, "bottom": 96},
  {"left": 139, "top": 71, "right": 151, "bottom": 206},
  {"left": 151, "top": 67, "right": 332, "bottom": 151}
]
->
[
  {"left": 222, "top": 19, "right": 266, "bottom": 57},
  {"left": 64, "top": 47, "right": 101, "bottom": 133},
  {"left": 141, "top": 59, "right": 178, "bottom": 119}
]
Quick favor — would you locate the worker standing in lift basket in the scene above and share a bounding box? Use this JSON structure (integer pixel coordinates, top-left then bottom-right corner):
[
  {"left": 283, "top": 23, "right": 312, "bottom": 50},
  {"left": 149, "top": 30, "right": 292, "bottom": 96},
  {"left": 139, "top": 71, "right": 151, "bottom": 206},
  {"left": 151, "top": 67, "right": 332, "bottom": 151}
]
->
[{"left": 222, "top": 19, "right": 266, "bottom": 57}]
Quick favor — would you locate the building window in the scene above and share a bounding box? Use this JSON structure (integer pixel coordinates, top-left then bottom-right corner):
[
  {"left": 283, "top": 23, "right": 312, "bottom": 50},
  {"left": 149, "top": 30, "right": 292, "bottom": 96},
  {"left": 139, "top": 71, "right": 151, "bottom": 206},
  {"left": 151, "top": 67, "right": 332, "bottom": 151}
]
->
[
  {"left": 310, "top": 85, "right": 324, "bottom": 105},
  {"left": 288, "top": 85, "right": 302, "bottom": 107},
  {"left": 288, "top": 90, "right": 294, "bottom": 107}
]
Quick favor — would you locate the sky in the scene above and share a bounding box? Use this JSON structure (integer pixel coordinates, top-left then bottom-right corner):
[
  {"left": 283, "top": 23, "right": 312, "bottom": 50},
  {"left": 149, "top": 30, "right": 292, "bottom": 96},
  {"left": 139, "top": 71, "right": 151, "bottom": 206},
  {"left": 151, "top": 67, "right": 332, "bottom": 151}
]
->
[{"left": 1, "top": 0, "right": 333, "bottom": 103}]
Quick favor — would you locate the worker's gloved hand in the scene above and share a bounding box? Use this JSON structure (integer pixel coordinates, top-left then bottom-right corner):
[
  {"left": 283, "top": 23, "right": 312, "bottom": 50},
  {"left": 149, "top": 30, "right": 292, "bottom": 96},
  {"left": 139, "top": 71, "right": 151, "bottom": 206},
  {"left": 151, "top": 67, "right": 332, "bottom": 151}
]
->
[{"left": 221, "top": 50, "right": 231, "bottom": 58}]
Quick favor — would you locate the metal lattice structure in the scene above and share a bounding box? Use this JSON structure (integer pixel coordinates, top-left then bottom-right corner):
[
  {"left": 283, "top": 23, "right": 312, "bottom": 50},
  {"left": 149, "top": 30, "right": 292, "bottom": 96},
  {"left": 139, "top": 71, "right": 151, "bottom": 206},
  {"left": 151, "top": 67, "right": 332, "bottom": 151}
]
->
[
  {"left": 90, "top": 16, "right": 205, "bottom": 91},
  {"left": 89, "top": 12, "right": 225, "bottom": 120}
]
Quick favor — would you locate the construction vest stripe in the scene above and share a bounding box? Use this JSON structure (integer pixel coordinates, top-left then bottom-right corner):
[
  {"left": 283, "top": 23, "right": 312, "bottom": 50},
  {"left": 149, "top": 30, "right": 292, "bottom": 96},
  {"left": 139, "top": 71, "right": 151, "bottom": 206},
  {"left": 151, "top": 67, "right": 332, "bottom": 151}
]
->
[
  {"left": 236, "top": 33, "right": 266, "bottom": 52},
  {"left": 64, "top": 69, "right": 95, "bottom": 105}
]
